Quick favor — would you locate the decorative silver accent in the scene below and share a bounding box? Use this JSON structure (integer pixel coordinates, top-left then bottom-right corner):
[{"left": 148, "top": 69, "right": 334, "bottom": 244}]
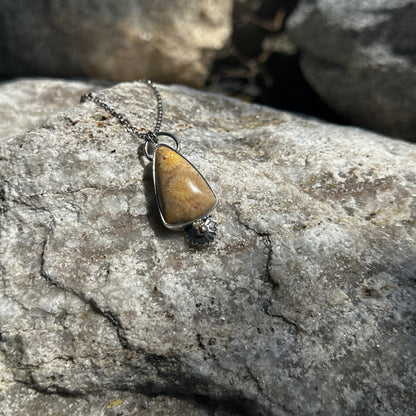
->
[
  {"left": 184, "top": 216, "right": 218, "bottom": 245},
  {"left": 152, "top": 143, "right": 218, "bottom": 231}
]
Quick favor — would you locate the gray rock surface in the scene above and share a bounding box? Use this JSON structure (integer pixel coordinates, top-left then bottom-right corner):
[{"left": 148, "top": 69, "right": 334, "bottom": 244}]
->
[
  {"left": 0, "top": 0, "right": 232, "bottom": 87},
  {"left": 288, "top": 0, "right": 416, "bottom": 140},
  {"left": 1, "top": 80, "right": 416, "bottom": 416},
  {"left": 0, "top": 78, "right": 104, "bottom": 140}
]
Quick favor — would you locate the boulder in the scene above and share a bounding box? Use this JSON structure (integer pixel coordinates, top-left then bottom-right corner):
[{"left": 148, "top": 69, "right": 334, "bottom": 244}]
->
[
  {"left": 0, "top": 0, "right": 232, "bottom": 87},
  {"left": 288, "top": 0, "right": 416, "bottom": 140},
  {"left": 0, "top": 79, "right": 415, "bottom": 415}
]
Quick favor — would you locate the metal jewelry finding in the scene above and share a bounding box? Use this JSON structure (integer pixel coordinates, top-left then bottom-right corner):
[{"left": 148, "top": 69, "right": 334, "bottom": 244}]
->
[
  {"left": 80, "top": 79, "right": 218, "bottom": 246},
  {"left": 184, "top": 216, "right": 218, "bottom": 245},
  {"left": 144, "top": 132, "right": 180, "bottom": 161}
]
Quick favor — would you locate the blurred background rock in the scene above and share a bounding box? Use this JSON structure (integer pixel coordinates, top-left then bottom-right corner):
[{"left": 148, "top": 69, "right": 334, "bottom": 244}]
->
[
  {"left": 288, "top": 0, "right": 416, "bottom": 140},
  {"left": 0, "top": 0, "right": 415, "bottom": 140},
  {"left": 0, "top": 0, "right": 233, "bottom": 86}
]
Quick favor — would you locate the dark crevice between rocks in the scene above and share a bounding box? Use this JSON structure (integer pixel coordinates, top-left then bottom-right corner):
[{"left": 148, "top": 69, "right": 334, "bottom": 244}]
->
[
  {"left": 206, "top": 0, "right": 349, "bottom": 128},
  {"left": 256, "top": 52, "right": 348, "bottom": 125}
]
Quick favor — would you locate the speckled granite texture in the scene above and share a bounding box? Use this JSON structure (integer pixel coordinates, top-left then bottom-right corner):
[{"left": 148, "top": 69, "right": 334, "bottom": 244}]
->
[{"left": 0, "top": 80, "right": 415, "bottom": 415}]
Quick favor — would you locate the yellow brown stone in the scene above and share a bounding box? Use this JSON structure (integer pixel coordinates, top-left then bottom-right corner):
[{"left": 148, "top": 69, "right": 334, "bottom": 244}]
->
[{"left": 154, "top": 145, "right": 217, "bottom": 225}]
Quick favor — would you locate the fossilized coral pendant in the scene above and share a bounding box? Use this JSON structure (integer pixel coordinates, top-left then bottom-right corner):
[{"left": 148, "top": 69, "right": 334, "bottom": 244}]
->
[{"left": 153, "top": 144, "right": 218, "bottom": 245}]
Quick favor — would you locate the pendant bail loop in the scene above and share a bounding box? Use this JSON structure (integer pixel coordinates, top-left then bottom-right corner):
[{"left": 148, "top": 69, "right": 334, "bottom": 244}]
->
[{"left": 144, "top": 132, "right": 180, "bottom": 161}]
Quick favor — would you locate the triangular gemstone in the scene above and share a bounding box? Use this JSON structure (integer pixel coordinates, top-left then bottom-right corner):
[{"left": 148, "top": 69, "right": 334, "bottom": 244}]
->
[{"left": 153, "top": 145, "right": 217, "bottom": 226}]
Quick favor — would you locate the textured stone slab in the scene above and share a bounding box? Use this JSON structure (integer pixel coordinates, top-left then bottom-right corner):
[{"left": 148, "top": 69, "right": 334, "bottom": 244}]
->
[{"left": 0, "top": 80, "right": 415, "bottom": 415}]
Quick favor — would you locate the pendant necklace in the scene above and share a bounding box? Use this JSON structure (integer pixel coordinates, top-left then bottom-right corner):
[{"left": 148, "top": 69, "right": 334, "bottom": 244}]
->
[{"left": 80, "top": 79, "right": 218, "bottom": 245}]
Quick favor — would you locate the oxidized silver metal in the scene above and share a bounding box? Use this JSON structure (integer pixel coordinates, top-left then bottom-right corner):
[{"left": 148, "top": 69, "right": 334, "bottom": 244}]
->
[
  {"left": 144, "top": 132, "right": 180, "bottom": 161},
  {"left": 184, "top": 216, "right": 218, "bottom": 245}
]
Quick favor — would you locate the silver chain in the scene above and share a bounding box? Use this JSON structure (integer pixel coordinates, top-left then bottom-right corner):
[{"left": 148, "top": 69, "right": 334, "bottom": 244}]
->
[{"left": 80, "top": 78, "right": 163, "bottom": 144}]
